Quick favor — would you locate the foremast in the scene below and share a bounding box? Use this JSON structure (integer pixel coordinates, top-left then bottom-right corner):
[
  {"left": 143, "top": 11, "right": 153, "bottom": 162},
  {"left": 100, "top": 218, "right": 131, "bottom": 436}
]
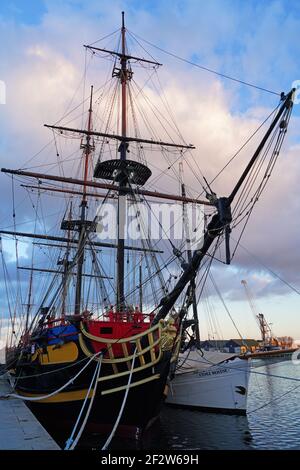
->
[
  {"left": 74, "top": 86, "right": 94, "bottom": 314},
  {"left": 180, "top": 163, "right": 200, "bottom": 347}
]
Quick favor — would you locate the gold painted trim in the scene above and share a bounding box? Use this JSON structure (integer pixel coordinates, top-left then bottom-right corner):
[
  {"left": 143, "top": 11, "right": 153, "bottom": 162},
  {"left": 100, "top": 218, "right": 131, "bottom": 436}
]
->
[
  {"left": 78, "top": 332, "right": 161, "bottom": 364},
  {"left": 136, "top": 338, "right": 146, "bottom": 366},
  {"left": 97, "top": 348, "right": 162, "bottom": 382},
  {"left": 79, "top": 334, "right": 163, "bottom": 382},
  {"left": 17, "top": 388, "right": 93, "bottom": 403},
  {"left": 101, "top": 374, "right": 160, "bottom": 396}
]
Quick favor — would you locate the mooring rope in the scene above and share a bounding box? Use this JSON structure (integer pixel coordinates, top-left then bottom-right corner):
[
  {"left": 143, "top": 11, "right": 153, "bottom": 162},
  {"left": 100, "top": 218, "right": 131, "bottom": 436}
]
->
[
  {"left": 101, "top": 347, "right": 138, "bottom": 450},
  {"left": 65, "top": 355, "right": 103, "bottom": 450},
  {"left": 0, "top": 349, "right": 103, "bottom": 401}
]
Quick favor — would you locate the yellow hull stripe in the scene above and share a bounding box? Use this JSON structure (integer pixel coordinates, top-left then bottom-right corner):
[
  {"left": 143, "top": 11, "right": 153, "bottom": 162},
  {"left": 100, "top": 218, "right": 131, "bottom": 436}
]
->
[
  {"left": 17, "top": 388, "right": 93, "bottom": 403},
  {"left": 101, "top": 373, "right": 160, "bottom": 395}
]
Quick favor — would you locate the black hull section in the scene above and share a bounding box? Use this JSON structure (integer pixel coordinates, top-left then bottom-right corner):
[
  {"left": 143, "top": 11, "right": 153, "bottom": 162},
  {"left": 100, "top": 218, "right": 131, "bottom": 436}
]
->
[
  {"left": 14, "top": 348, "right": 172, "bottom": 443},
  {"left": 27, "top": 373, "right": 166, "bottom": 443}
]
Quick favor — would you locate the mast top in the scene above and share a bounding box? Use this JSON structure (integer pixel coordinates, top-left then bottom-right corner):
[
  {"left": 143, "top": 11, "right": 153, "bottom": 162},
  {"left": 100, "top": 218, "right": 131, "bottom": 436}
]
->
[{"left": 84, "top": 10, "right": 161, "bottom": 67}]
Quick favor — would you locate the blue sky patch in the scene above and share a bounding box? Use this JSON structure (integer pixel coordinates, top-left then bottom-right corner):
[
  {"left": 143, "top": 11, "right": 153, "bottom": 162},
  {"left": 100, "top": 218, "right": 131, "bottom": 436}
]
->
[{"left": 0, "top": 0, "right": 47, "bottom": 25}]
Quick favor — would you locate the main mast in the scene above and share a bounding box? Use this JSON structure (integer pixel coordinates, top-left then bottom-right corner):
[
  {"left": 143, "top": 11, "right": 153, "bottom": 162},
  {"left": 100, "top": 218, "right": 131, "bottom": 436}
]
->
[{"left": 117, "top": 11, "right": 128, "bottom": 310}]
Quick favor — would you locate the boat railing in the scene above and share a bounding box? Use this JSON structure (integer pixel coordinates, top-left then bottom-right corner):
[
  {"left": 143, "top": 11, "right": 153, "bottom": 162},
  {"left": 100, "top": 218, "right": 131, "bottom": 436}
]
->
[
  {"left": 78, "top": 319, "right": 178, "bottom": 395},
  {"left": 103, "top": 310, "right": 155, "bottom": 323}
]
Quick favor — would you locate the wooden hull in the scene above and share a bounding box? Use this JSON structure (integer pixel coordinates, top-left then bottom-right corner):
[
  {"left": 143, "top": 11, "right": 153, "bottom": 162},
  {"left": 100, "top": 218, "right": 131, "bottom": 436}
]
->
[
  {"left": 24, "top": 371, "right": 167, "bottom": 443},
  {"left": 10, "top": 320, "right": 173, "bottom": 444}
]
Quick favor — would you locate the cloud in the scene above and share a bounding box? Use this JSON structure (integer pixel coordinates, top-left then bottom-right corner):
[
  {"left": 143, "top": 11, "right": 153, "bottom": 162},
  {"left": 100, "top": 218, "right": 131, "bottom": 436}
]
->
[{"left": 0, "top": 0, "right": 299, "bottom": 340}]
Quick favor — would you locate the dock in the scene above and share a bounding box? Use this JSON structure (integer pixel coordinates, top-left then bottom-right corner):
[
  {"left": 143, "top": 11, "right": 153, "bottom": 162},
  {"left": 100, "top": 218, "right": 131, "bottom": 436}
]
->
[{"left": 0, "top": 373, "right": 60, "bottom": 450}]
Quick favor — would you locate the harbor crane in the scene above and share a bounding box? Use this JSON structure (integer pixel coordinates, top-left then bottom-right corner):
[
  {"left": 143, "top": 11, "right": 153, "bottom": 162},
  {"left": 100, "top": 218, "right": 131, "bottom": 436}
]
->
[{"left": 241, "top": 280, "right": 276, "bottom": 346}]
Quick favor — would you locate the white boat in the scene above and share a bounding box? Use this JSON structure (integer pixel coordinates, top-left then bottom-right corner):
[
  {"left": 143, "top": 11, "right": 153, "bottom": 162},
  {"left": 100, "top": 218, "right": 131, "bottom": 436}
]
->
[{"left": 166, "top": 350, "right": 250, "bottom": 414}]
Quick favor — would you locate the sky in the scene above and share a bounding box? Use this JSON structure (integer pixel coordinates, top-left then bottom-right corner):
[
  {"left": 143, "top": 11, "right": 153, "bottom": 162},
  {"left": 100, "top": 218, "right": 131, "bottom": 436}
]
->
[{"left": 0, "top": 0, "right": 300, "bottom": 346}]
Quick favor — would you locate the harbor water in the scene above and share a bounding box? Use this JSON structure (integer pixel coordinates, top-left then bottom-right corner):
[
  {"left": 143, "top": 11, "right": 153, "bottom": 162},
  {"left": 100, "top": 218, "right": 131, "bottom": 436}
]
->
[
  {"left": 155, "top": 359, "right": 300, "bottom": 450},
  {"left": 74, "top": 359, "right": 300, "bottom": 450}
]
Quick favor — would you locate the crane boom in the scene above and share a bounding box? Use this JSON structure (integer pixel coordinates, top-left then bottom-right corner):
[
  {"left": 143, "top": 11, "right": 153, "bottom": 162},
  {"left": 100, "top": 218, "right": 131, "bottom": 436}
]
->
[{"left": 241, "top": 279, "right": 273, "bottom": 345}]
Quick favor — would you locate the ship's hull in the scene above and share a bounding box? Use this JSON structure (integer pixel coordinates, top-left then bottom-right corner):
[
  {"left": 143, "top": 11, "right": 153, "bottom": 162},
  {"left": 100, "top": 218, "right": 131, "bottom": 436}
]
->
[
  {"left": 25, "top": 371, "right": 169, "bottom": 444},
  {"left": 8, "top": 318, "right": 175, "bottom": 445},
  {"left": 14, "top": 353, "right": 170, "bottom": 442},
  {"left": 166, "top": 356, "right": 250, "bottom": 415},
  {"left": 248, "top": 348, "right": 297, "bottom": 364}
]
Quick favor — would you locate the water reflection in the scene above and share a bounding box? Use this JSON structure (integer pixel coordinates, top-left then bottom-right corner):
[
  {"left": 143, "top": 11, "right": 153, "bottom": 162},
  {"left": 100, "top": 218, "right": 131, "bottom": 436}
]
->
[
  {"left": 148, "top": 360, "right": 300, "bottom": 450},
  {"left": 247, "top": 361, "right": 300, "bottom": 449},
  {"left": 50, "top": 360, "right": 300, "bottom": 450},
  {"left": 152, "top": 407, "right": 253, "bottom": 450}
]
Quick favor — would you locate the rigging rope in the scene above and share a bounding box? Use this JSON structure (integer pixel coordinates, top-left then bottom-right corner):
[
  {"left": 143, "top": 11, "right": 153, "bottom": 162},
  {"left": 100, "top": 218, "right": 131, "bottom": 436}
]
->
[
  {"left": 186, "top": 352, "right": 300, "bottom": 384},
  {"left": 0, "top": 349, "right": 103, "bottom": 401},
  {"left": 247, "top": 381, "right": 300, "bottom": 414},
  {"left": 230, "top": 103, "right": 293, "bottom": 261},
  {"left": 208, "top": 272, "right": 246, "bottom": 344},
  {"left": 128, "top": 30, "right": 281, "bottom": 96},
  {"left": 65, "top": 355, "right": 103, "bottom": 450},
  {"left": 101, "top": 346, "right": 138, "bottom": 450},
  {"left": 231, "top": 236, "right": 300, "bottom": 296}
]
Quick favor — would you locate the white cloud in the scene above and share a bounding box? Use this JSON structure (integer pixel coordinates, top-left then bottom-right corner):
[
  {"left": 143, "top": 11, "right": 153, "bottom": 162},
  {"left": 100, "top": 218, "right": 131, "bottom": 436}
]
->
[{"left": 0, "top": 0, "right": 299, "bottom": 338}]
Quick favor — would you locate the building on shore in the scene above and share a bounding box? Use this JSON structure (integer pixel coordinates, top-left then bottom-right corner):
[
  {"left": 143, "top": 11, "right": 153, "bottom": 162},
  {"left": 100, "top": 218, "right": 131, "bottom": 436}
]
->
[{"left": 200, "top": 338, "right": 259, "bottom": 354}]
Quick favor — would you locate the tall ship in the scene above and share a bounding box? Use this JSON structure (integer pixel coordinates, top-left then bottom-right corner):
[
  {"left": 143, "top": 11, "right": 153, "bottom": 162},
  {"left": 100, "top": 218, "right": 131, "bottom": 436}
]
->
[{"left": 0, "top": 13, "right": 296, "bottom": 447}]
